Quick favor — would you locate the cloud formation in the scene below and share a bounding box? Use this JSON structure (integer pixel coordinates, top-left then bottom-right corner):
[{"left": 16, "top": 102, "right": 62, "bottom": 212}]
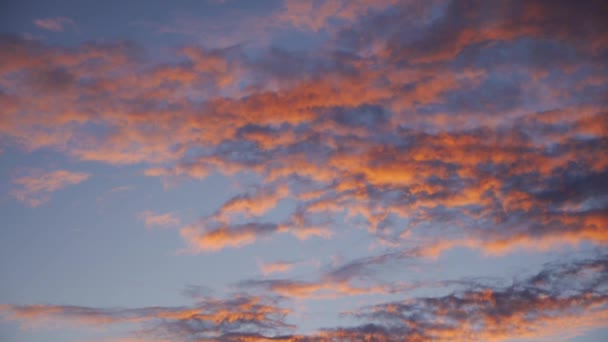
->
[
  {"left": 2, "top": 254, "right": 606, "bottom": 341},
  {"left": 258, "top": 260, "right": 298, "bottom": 276},
  {"left": 0, "top": 0, "right": 606, "bottom": 256},
  {"left": 11, "top": 169, "right": 90, "bottom": 207},
  {"left": 138, "top": 211, "right": 181, "bottom": 228},
  {"left": 322, "top": 254, "right": 608, "bottom": 341},
  {"left": 1, "top": 1, "right": 607, "bottom": 339},
  {"left": 33, "top": 17, "right": 76, "bottom": 32},
  {"left": 0, "top": 295, "right": 293, "bottom": 341}
]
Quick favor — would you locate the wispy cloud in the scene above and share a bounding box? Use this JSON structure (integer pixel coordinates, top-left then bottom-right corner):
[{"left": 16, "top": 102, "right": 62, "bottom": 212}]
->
[
  {"left": 2, "top": 254, "right": 606, "bottom": 341},
  {"left": 11, "top": 169, "right": 90, "bottom": 207},
  {"left": 33, "top": 17, "right": 76, "bottom": 32},
  {"left": 0, "top": 295, "right": 293, "bottom": 340},
  {"left": 258, "top": 260, "right": 298, "bottom": 276},
  {"left": 324, "top": 254, "right": 608, "bottom": 341},
  {"left": 138, "top": 210, "right": 181, "bottom": 228},
  {"left": 180, "top": 222, "right": 279, "bottom": 252}
]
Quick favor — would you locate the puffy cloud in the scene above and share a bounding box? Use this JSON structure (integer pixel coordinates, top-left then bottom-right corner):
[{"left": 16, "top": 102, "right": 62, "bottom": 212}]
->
[
  {"left": 3, "top": 1, "right": 608, "bottom": 341},
  {"left": 11, "top": 169, "right": 90, "bottom": 207},
  {"left": 1, "top": 0, "right": 607, "bottom": 256}
]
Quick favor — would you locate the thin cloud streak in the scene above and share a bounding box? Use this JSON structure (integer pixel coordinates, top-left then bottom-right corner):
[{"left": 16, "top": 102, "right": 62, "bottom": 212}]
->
[
  {"left": 11, "top": 169, "right": 90, "bottom": 207},
  {"left": 33, "top": 17, "right": 77, "bottom": 32},
  {"left": 138, "top": 211, "right": 181, "bottom": 228},
  {"left": 258, "top": 260, "right": 298, "bottom": 276}
]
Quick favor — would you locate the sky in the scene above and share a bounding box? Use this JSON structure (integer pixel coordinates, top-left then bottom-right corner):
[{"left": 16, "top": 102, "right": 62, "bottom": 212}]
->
[{"left": 0, "top": 0, "right": 607, "bottom": 341}]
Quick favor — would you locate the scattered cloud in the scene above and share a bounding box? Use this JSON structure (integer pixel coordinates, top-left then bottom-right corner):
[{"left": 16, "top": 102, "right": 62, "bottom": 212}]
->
[
  {"left": 2, "top": 254, "right": 606, "bottom": 341},
  {"left": 324, "top": 254, "right": 608, "bottom": 341},
  {"left": 2, "top": 0, "right": 606, "bottom": 253},
  {"left": 11, "top": 169, "right": 90, "bottom": 207},
  {"left": 1, "top": 1, "right": 608, "bottom": 339},
  {"left": 0, "top": 295, "right": 293, "bottom": 340}
]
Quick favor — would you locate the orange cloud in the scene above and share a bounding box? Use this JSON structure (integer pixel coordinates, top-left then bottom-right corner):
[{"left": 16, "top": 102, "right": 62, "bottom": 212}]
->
[
  {"left": 216, "top": 185, "right": 290, "bottom": 219},
  {"left": 180, "top": 222, "right": 279, "bottom": 252},
  {"left": 11, "top": 169, "right": 90, "bottom": 207},
  {"left": 244, "top": 279, "right": 392, "bottom": 299},
  {"left": 138, "top": 211, "right": 181, "bottom": 228},
  {"left": 2, "top": 255, "right": 608, "bottom": 341},
  {"left": 313, "top": 255, "right": 608, "bottom": 341},
  {"left": 258, "top": 260, "right": 297, "bottom": 275},
  {"left": 0, "top": 0, "right": 606, "bottom": 259},
  {"left": 279, "top": 0, "right": 398, "bottom": 32},
  {"left": 0, "top": 295, "right": 293, "bottom": 340}
]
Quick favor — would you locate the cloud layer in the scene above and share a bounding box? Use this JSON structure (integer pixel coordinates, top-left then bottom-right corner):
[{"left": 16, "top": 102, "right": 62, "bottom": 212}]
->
[
  {"left": 2, "top": 254, "right": 607, "bottom": 341},
  {"left": 2, "top": 0, "right": 605, "bottom": 255},
  {"left": 1, "top": 0, "right": 607, "bottom": 340}
]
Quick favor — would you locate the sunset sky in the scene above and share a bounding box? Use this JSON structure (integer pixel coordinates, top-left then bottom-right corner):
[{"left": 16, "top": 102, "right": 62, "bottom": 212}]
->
[{"left": 0, "top": 0, "right": 607, "bottom": 341}]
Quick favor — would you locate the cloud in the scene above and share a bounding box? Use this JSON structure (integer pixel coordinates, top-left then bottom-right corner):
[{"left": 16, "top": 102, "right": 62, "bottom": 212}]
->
[
  {"left": 2, "top": 2, "right": 608, "bottom": 341},
  {"left": 371, "top": 0, "right": 608, "bottom": 64},
  {"left": 239, "top": 278, "right": 406, "bottom": 300},
  {"left": 0, "top": 0, "right": 606, "bottom": 258},
  {"left": 215, "top": 184, "right": 290, "bottom": 220},
  {"left": 258, "top": 260, "right": 298, "bottom": 276},
  {"left": 320, "top": 250, "right": 411, "bottom": 283},
  {"left": 241, "top": 251, "right": 421, "bottom": 299},
  {"left": 11, "top": 169, "right": 90, "bottom": 207},
  {"left": 33, "top": 17, "right": 76, "bottom": 32},
  {"left": 279, "top": 0, "right": 398, "bottom": 32},
  {"left": 138, "top": 211, "right": 181, "bottom": 228},
  {"left": 2, "top": 255, "right": 606, "bottom": 341},
  {"left": 180, "top": 222, "right": 280, "bottom": 252},
  {"left": 322, "top": 254, "right": 608, "bottom": 341},
  {"left": 0, "top": 295, "right": 293, "bottom": 341},
  {"left": 135, "top": 8, "right": 280, "bottom": 49}
]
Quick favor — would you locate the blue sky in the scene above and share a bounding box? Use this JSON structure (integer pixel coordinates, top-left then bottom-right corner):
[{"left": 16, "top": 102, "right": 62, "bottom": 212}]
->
[{"left": 1, "top": 0, "right": 608, "bottom": 341}]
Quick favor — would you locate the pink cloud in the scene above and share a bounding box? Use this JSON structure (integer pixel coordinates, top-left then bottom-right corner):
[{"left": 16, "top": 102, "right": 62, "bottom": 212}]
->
[
  {"left": 138, "top": 211, "right": 181, "bottom": 228},
  {"left": 258, "top": 260, "right": 297, "bottom": 275},
  {"left": 11, "top": 169, "right": 90, "bottom": 207},
  {"left": 33, "top": 17, "right": 76, "bottom": 32},
  {"left": 0, "top": 0, "right": 606, "bottom": 258},
  {"left": 279, "top": 0, "right": 398, "bottom": 32}
]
